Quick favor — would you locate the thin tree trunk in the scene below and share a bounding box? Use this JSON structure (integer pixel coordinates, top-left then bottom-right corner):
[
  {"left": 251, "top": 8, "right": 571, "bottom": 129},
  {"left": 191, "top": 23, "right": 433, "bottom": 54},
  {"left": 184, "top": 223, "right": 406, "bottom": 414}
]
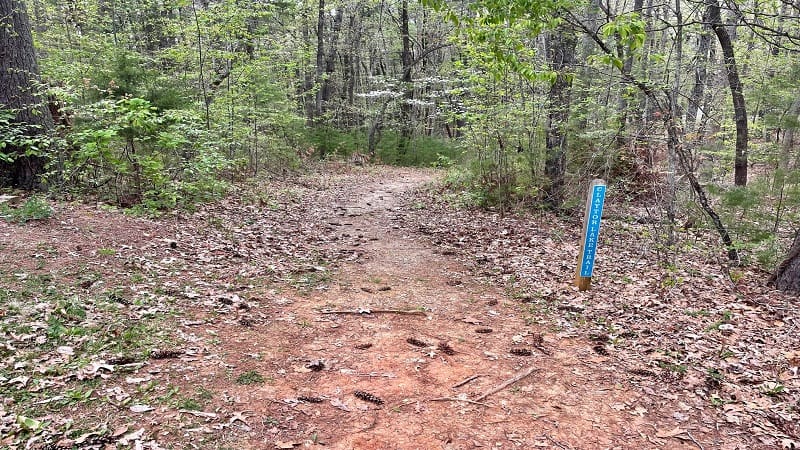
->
[
  {"left": 397, "top": 0, "right": 413, "bottom": 155},
  {"left": 321, "top": 5, "right": 343, "bottom": 115},
  {"left": 687, "top": 19, "right": 712, "bottom": 135},
  {"left": 191, "top": 1, "right": 210, "bottom": 130},
  {"left": 544, "top": 25, "right": 577, "bottom": 209},
  {"left": 314, "top": 0, "right": 325, "bottom": 119},
  {"left": 781, "top": 94, "right": 800, "bottom": 167},
  {"left": 706, "top": 0, "right": 748, "bottom": 186},
  {"left": 615, "top": 0, "right": 644, "bottom": 147}
]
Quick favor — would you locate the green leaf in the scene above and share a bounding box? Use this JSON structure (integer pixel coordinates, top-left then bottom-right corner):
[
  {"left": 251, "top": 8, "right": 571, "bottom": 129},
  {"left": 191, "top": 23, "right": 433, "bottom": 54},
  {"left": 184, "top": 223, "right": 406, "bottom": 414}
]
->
[{"left": 16, "top": 415, "right": 43, "bottom": 431}]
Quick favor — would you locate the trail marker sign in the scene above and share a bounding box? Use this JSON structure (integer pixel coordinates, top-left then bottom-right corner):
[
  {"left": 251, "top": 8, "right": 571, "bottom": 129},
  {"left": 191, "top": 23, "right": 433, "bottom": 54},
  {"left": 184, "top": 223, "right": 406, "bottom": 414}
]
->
[{"left": 575, "top": 179, "right": 606, "bottom": 291}]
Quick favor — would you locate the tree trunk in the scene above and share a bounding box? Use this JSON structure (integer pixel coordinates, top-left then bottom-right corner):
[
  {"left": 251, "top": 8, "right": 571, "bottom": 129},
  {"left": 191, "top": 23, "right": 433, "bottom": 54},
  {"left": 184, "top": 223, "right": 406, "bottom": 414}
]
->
[
  {"left": 544, "top": 26, "right": 577, "bottom": 209},
  {"left": 686, "top": 19, "right": 712, "bottom": 136},
  {"left": 706, "top": 0, "right": 748, "bottom": 186},
  {"left": 780, "top": 93, "right": 800, "bottom": 167},
  {"left": 313, "top": 0, "right": 325, "bottom": 119},
  {"left": 615, "top": 0, "right": 644, "bottom": 147},
  {"left": 397, "top": 0, "right": 413, "bottom": 156},
  {"left": 321, "top": 5, "right": 343, "bottom": 116},
  {"left": 0, "top": 0, "right": 54, "bottom": 190},
  {"left": 773, "top": 230, "right": 800, "bottom": 293}
]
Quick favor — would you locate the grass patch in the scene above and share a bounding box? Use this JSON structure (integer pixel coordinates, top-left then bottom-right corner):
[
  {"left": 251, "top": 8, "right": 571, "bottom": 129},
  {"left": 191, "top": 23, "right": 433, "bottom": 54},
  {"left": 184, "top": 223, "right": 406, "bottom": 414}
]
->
[{"left": 235, "top": 370, "right": 264, "bottom": 385}]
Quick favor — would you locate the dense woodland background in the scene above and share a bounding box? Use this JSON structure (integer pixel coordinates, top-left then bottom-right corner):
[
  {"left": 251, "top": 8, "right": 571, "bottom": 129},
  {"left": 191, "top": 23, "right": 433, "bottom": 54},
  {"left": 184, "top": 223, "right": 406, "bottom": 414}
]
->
[{"left": 1, "top": 0, "right": 800, "bottom": 288}]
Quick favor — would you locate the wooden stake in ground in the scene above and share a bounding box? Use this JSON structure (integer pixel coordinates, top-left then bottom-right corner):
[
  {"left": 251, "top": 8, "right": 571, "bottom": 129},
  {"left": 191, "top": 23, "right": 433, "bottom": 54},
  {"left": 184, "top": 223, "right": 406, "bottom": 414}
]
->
[{"left": 575, "top": 179, "right": 607, "bottom": 291}]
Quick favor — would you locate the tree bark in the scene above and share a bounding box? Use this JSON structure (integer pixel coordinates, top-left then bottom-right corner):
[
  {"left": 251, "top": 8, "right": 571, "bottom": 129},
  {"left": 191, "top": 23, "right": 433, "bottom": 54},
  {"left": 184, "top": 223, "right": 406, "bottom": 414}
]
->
[
  {"left": 314, "top": 0, "right": 326, "bottom": 119},
  {"left": 0, "top": 0, "right": 54, "bottom": 189},
  {"left": 615, "top": 0, "right": 644, "bottom": 147},
  {"left": 397, "top": 0, "right": 413, "bottom": 155},
  {"left": 321, "top": 5, "right": 343, "bottom": 115},
  {"left": 780, "top": 93, "right": 800, "bottom": 167},
  {"left": 686, "top": 18, "right": 712, "bottom": 136},
  {"left": 706, "top": 0, "right": 748, "bottom": 186},
  {"left": 544, "top": 26, "right": 577, "bottom": 209},
  {"left": 773, "top": 229, "right": 800, "bottom": 293}
]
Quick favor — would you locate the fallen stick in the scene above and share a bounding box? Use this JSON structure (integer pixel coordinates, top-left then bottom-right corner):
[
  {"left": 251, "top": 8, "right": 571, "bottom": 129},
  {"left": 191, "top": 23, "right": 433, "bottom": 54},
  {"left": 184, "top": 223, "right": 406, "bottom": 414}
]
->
[
  {"left": 451, "top": 374, "right": 482, "bottom": 389},
  {"left": 428, "top": 397, "right": 490, "bottom": 407},
  {"left": 320, "top": 308, "right": 427, "bottom": 316},
  {"left": 474, "top": 366, "right": 538, "bottom": 402},
  {"left": 534, "top": 344, "right": 552, "bottom": 356}
]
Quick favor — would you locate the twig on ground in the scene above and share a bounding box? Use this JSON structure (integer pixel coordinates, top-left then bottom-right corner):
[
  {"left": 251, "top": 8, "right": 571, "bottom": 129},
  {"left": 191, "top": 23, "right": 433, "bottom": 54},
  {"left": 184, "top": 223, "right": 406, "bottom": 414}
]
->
[
  {"left": 534, "top": 344, "right": 552, "bottom": 356},
  {"left": 451, "top": 374, "right": 481, "bottom": 389},
  {"left": 320, "top": 308, "right": 427, "bottom": 316},
  {"left": 474, "top": 365, "right": 538, "bottom": 402},
  {"left": 683, "top": 431, "right": 705, "bottom": 450},
  {"left": 544, "top": 434, "right": 571, "bottom": 449},
  {"left": 428, "top": 397, "right": 490, "bottom": 407}
]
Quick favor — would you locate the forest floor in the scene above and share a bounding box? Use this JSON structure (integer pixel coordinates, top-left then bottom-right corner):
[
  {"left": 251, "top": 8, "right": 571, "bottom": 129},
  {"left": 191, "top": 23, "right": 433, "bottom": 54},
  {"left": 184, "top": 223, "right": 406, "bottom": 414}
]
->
[{"left": 0, "top": 164, "right": 798, "bottom": 450}]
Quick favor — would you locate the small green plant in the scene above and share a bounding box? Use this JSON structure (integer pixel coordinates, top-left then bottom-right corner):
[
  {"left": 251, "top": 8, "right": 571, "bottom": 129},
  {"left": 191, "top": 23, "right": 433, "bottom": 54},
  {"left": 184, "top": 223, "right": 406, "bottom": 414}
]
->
[
  {"left": 263, "top": 416, "right": 279, "bottom": 426},
  {"left": 97, "top": 248, "right": 116, "bottom": 256},
  {"left": 707, "top": 310, "right": 734, "bottom": 332},
  {"left": 196, "top": 387, "right": 213, "bottom": 402},
  {"left": 235, "top": 370, "right": 264, "bottom": 385},
  {"left": 0, "top": 196, "right": 53, "bottom": 223},
  {"left": 686, "top": 309, "right": 711, "bottom": 317},
  {"left": 64, "top": 387, "right": 94, "bottom": 405},
  {"left": 177, "top": 397, "right": 202, "bottom": 411},
  {"left": 718, "top": 348, "right": 735, "bottom": 359},
  {"left": 657, "top": 360, "right": 688, "bottom": 377},
  {"left": 705, "top": 368, "right": 724, "bottom": 388},
  {"left": 159, "top": 385, "right": 181, "bottom": 403},
  {"left": 760, "top": 381, "right": 785, "bottom": 396},
  {"left": 710, "top": 394, "right": 727, "bottom": 406}
]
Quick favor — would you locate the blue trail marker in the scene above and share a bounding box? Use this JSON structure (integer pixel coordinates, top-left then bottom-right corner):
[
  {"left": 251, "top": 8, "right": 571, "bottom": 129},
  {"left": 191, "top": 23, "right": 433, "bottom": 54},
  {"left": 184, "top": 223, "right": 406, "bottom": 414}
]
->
[{"left": 575, "top": 179, "right": 607, "bottom": 291}]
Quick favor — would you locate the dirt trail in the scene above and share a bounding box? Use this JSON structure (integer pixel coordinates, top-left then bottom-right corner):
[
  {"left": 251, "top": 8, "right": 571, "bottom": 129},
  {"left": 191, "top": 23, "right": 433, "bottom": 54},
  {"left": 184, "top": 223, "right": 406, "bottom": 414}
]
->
[
  {"left": 2, "top": 167, "right": 764, "bottom": 450},
  {"left": 214, "top": 169, "right": 707, "bottom": 449}
]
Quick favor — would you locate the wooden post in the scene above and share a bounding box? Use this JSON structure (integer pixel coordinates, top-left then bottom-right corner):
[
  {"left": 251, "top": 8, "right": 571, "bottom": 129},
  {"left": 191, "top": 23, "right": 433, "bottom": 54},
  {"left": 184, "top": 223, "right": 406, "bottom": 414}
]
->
[{"left": 575, "top": 179, "right": 607, "bottom": 291}]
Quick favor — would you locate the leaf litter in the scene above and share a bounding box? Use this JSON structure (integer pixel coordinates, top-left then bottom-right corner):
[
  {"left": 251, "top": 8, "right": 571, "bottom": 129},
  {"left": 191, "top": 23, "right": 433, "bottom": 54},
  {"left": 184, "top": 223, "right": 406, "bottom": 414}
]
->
[{"left": 0, "top": 164, "right": 796, "bottom": 449}]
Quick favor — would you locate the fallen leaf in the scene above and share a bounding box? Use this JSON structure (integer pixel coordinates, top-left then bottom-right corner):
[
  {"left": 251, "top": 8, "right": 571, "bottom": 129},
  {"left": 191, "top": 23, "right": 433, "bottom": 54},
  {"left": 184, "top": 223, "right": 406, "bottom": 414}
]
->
[
  {"left": 125, "top": 376, "right": 151, "bottom": 384},
  {"left": 118, "top": 428, "right": 145, "bottom": 446},
  {"left": 7, "top": 376, "right": 30, "bottom": 388},
  {"left": 275, "top": 441, "right": 301, "bottom": 449},
  {"left": 179, "top": 409, "right": 217, "bottom": 419},
  {"left": 656, "top": 427, "right": 687, "bottom": 439},
  {"left": 129, "top": 405, "right": 154, "bottom": 413},
  {"left": 228, "top": 411, "right": 250, "bottom": 427},
  {"left": 330, "top": 398, "right": 351, "bottom": 412},
  {"left": 75, "top": 431, "right": 104, "bottom": 444}
]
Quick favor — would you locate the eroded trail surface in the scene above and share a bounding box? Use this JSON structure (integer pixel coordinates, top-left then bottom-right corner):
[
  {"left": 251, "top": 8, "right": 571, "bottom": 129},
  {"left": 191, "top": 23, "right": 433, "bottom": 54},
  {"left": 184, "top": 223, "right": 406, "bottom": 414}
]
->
[
  {"left": 2, "top": 166, "right": 796, "bottom": 450},
  {"left": 268, "top": 170, "right": 667, "bottom": 449}
]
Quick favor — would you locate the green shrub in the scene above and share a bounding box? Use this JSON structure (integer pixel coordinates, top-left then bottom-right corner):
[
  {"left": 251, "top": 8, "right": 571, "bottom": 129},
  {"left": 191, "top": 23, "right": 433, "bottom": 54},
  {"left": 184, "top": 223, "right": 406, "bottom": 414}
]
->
[
  {"left": 305, "top": 126, "right": 463, "bottom": 167},
  {"left": 64, "top": 98, "right": 230, "bottom": 212},
  {"left": 0, "top": 196, "right": 53, "bottom": 224}
]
